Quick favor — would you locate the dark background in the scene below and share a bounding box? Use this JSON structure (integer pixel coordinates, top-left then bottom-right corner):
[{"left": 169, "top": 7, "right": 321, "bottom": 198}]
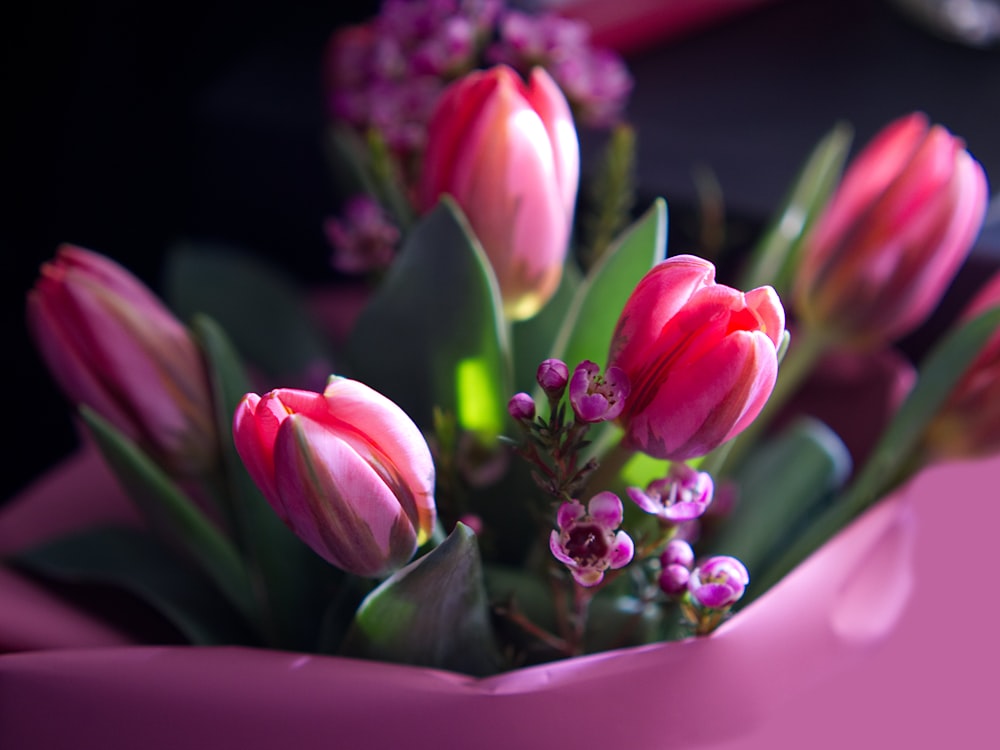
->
[{"left": 4, "top": 0, "right": 999, "bottom": 503}]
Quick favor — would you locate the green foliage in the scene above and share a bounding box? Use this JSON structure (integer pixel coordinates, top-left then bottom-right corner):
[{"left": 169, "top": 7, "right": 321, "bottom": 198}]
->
[
  {"left": 739, "top": 122, "right": 853, "bottom": 296},
  {"left": 340, "top": 523, "right": 502, "bottom": 676},
  {"left": 347, "top": 198, "right": 511, "bottom": 437},
  {"left": 163, "top": 243, "right": 334, "bottom": 383},
  {"left": 546, "top": 198, "right": 667, "bottom": 388},
  {"left": 78, "top": 406, "right": 259, "bottom": 631},
  {"left": 13, "top": 527, "right": 257, "bottom": 645}
]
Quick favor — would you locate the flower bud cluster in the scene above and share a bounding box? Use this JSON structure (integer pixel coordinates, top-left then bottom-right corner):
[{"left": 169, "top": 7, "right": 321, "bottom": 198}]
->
[
  {"left": 507, "top": 359, "right": 629, "bottom": 500},
  {"left": 659, "top": 539, "right": 750, "bottom": 635}
]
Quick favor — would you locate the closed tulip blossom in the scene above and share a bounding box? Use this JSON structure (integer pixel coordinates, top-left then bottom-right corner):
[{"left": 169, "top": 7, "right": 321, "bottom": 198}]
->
[
  {"left": 923, "top": 270, "right": 1000, "bottom": 460},
  {"left": 793, "top": 112, "right": 988, "bottom": 348},
  {"left": 607, "top": 255, "right": 785, "bottom": 461},
  {"left": 27, "top": 244, "right": 216, "bottom": 476},
  {"left": 549, "top": 492, "right": 634, "bottom": 587},
  {"left": 232, "top": 377, "right": 436, "bottom": 578},
  {"left": 418, "top": 64, "right": 580, "bottom": 321}
]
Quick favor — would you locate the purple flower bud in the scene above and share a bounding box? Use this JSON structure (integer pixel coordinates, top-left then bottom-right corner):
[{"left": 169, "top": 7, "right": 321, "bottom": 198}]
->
[
  {"left": 659, "top": 564, "right": 691, "bottom": 597},
  {"left": 627, "top": 464, "right": 714, "bottom": 524},
  {"left": 660, "top": 538, "right": 695, "bottom": 570},
  {"left": 549, "top": 492, "right": 634, "bottom": 587},
  {"left": 508, "top": 392, "right": 537, "bottom": 422},
  {"left": 688, "top": 556, "right": 750, "bottom": 610},
  {"left": 536, "top": 358, "right": 569, "bottom": 396},
  {"left": 568, "top": 360, "right": 630, "bottom": 423}
]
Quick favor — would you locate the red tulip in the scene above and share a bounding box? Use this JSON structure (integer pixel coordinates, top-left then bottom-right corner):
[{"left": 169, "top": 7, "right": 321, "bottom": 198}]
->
[
  {"left": 923, "top": 271, "right": 1000, "bottom": 460},
  {"left": 418, "top": 64, "right": 579, "bottom": 321},
  {"left": 608, "top": 255, "right": 785, "bottom": 460},
  {"left": 27, "top": 244, "right": 216, "bottom": 476},
  {"left": 793, "top": 112, "right": 988, "bottom": 348},
  {"left": 232, "top": 377, "right": 436, "bottom": 577}
]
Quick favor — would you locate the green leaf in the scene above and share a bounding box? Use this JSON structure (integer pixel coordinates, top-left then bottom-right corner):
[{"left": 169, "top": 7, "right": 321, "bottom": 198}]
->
[
  {"left": 340, "top": 523, "right": 502, "bottom": 676},
  {"left": 163, "top": 242, "right": 334, "bottom": 382},
  {"left": 511, "top": 261, "right": 582, "bottom": 393},
  {"left": 706, "top": 418, "right": 852, "bottom": 594},
  {"left": 547, "top": 198, "right": 667, "bottom": 383},
  {"left": 79, "top": 406, "right": 259, "bottom": 630},
  {"left": 13, "top": 526, "right": 257, "bottom": 645},
  {"left": 757, "top": 305, "right": 1000, "bottom": 595},
  {"left": 347, "top": 198, "right": 511, "bottom": 436},
  {"left": 192, "top": 314, "right": 344, "bottom": 651},
  {"left": 739, "top": 122, "right": 853, "bottom": 295}
]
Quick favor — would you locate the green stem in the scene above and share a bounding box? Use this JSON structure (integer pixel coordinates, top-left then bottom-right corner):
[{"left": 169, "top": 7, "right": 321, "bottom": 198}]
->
[
  {"left": 584, "top": 438, "right": 635, "bottom": 495},
  {"left": 717, "top": 324, "right": 833, "bottom": 477}
]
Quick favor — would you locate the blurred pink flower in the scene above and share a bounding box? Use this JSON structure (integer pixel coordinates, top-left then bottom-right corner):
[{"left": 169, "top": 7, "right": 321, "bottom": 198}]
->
[
  {"left": 27, "top": 244, "right": 216, "bottom": 476},
  {"left": 793, "top": 111, "right": 989, "bottom": 349}
]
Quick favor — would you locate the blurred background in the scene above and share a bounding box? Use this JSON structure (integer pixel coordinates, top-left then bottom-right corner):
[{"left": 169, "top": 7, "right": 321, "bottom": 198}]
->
[{"left": 4, "top": 0, "right": 1000, "bottom": 503}]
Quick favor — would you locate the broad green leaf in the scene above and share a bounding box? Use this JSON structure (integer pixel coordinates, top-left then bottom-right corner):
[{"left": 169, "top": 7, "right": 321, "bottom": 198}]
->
[
  {"left": 79, "top": 406, "right": 258, "bottom": 630},
  {"left": 706, "top": 418, "right": 851, "bottom": 598},
  {"left": 340, "top": 523, "right": 502, "bottom": 676},
  {"left": 163, "top": 243, "right": 334, "bottom": 382},
  {"left": 511, "top": 261, "right": 582, "bottom": 394},
  {"left": 547, "top": 198, "right": 667, "bottom": 386},
  {"left": 757, "top": 305, "right": 1000, "bottom": 595},
  {"left": 347, "top": 198, "right": 511, "bottom": 436},
  {"left": 13, "top": 526, "right": 257, "bottom": 645},
  {"left": 739, "top": 122, "right": 853, "bottom": 295},
  {"left": 193, "top": 314, "right": 344, "bottom": 651}
]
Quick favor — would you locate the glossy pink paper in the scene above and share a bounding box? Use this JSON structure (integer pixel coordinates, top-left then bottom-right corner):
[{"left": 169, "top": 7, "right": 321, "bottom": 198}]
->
[{"left": 0, "top": 440, "right": 928, "bottom": 749}]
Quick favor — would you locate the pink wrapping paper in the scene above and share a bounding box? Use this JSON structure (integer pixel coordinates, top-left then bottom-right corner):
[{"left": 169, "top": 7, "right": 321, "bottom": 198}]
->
[{"left": 0, "top": 443, "right": 926, "bottom": 749}]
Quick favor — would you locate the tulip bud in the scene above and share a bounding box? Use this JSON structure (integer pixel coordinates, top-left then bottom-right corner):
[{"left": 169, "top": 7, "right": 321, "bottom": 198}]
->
[
  {"left": 26, "top": 244, "right": 216, "bottom": 476},
  {"left": 922, "top": 270, "right": 1000, "bottom": 460},
  {"left": 418, "top": 64, "right": 580, "bottom": 321},
  {"left": 232, "top": 377, "right": 436, "bottom": 578},
  {"left": 793, "top": 112, "right": 989, "bottom": 348},
  {"left": 607, "top": 255, "right": 785, "bottom": 461}
]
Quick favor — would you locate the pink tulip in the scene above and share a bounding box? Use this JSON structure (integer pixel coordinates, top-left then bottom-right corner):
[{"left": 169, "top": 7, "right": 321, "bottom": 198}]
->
[
  {"left": 793, "top": 112, "right": 988, "bottom": 348},
  {"left": 418, "top": 64, "right": 580, "bottom": 321},
  {"left": 607, "top": 254, "right": 785, "bottom": 460},
  {"left": 232, "top": 378, "right": 436, "bottom": 578},
  {"left": 26, "top": 244, "right": 216, "bottom": 476},
  {"left": 923, "top": 270, "right": 1000, "bottom": 460}
]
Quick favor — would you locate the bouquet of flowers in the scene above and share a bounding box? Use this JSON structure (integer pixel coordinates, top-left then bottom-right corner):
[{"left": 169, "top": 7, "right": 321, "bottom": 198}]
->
[{"left": 3, "top": 0, "right": 999, "bottom": 746}]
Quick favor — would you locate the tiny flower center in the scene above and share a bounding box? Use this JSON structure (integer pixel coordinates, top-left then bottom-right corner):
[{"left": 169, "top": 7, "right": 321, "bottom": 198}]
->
[{"left": 565, "top": 522, "right": 609, "bottom": 566}]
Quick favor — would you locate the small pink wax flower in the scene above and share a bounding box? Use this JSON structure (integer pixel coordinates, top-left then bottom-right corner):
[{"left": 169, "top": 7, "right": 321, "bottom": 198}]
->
[
  {"left": 793, "top": 111, "right": 988, "bottom": 348},
  {"left": 688, "top": 556, "right": 750, "bottom": 610},
  {"left": 549, "top": 492, "right": 634, "bottom": 587},
  {"left": 232, "top": 377, "right": 436, "bottom": 578},
  {"left": 608, "top": 254, "right": 784, "bottom": 460},
  {"left": 627, "top": 463, "right": 714, "bottom": 524},
  {"left": 568, "top": 360, "right": 630, "bottom": 423}
]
